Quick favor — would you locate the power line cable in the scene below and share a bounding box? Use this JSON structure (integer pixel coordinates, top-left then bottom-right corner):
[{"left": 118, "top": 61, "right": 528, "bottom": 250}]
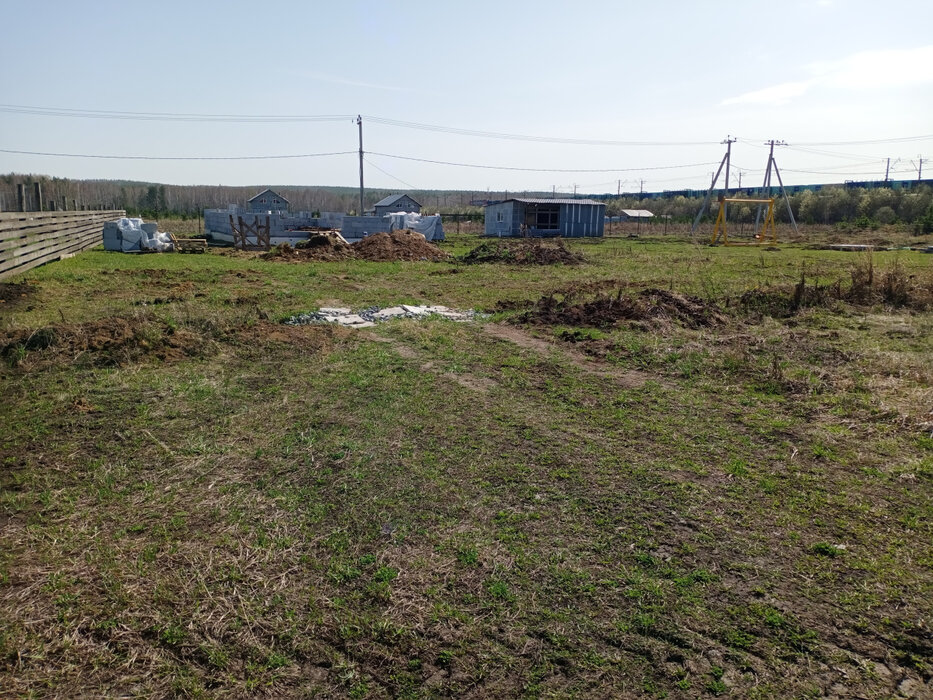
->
[
  {"left": 361, "top": 115, "right": 717, "bottom": 146},
  {"left": 0, "top": 104, "right": 353, "bottom": 123},
  {"left": 367, "top": 151, "right": 719, "bottom": 173},
  {"left": 363, "top": 157, "right": 417, "bottom": 190},
  {"left": 0, "top": 147, "right": 355, "bottom": 161}
]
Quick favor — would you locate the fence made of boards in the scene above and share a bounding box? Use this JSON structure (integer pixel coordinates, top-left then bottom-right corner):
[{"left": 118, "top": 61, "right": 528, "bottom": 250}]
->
[{"left": 0, "top": 210, "right": 125, "bottom": 281}]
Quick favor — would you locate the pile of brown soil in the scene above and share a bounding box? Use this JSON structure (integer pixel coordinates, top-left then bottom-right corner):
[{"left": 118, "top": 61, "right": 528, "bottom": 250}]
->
[
  {"left": 353, "top": 230, "right": 450, "bottom": 262},
  {"left": 264, "top": 237, "right": 354, "bottom": 262},
  {"left": 263, "top": 230, "right": 448, "bottom": 263},
  {"left": 0, "top": 282, "right": 36, "bottom": 308},
  {"left": 461, "top": 238, "right": 583, "bottom": 265},
  {"left": 517, "top": 287, "right": 723, "bottom": 329},
  {"left": 1, "top": 316, "right": 210, "bottom": 369}
]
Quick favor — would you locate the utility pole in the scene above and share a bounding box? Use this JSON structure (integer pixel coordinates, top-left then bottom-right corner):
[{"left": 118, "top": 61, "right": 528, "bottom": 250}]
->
[
  {"left": 357, "top": 115, "right": 364, "bottom": 216},
  {"left": 884, "top": 157, "right": 890, "bottom": 182},
  {"left": 573, "top": 183, "right": 577, "bottom": 197},
  {"left": 721, "top": 136, "right": 735, "bottom": 228},
  {"left": 755, "top": 139, "right": 780, "bottom": 231},
  {"left": 617, "top": 179, "right": 621, "bottom": 197},
  {"left": 639, "top": 179, "right": 645, "bottom": 197}
]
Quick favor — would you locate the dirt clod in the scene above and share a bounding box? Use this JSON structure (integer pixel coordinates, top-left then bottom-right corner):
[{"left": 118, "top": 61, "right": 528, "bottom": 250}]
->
[{"left": 0, "top": 281, "right": 36, "bottom": 308}]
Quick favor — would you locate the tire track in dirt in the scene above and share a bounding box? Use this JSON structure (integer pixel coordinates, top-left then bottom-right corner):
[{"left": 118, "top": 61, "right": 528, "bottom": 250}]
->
[
  {"left": 365, "top": 333, "right": 498, "bottom": 394},
  {"left": 482, "top": 323, "right": 656, "bottom": 389}
]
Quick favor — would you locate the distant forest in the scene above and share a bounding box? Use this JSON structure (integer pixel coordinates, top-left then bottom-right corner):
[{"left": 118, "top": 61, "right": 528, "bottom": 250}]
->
[{"left": 2, "top": 173, "right": 931, "bottom": 232}]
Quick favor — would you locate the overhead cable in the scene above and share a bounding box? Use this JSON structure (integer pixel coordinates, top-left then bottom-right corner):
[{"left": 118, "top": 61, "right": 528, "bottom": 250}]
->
[
  {"left": 367, "top": 151, "right": 720, "bottom": 173},
  {"left": 0, "top": 104, "right": 353, "bottom": 123},
  {"left": 0, "top": 148, "right": 356, "bottom": 161}
]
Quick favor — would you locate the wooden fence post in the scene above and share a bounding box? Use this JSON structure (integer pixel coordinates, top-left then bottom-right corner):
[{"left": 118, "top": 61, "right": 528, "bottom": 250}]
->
[
  {"left": 33, "top": 182, "right": 43, "bottom": 212},
  {"left": 17, "top": 184, "right": 26, "bottom": 212}
]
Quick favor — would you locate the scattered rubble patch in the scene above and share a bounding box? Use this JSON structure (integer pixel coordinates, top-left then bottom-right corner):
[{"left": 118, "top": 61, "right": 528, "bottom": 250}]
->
[
  {"left": 461, "top": 238, "right": 583, "bottom": 265},
  {"left": 264, "top": 230, "right": 449, "bottom": 263},
  {"left": 516, "top": 287, "right": 724, "bottom": 329},
  {"left": 284, "top": 304, "right": 482, "bottom": 329}
]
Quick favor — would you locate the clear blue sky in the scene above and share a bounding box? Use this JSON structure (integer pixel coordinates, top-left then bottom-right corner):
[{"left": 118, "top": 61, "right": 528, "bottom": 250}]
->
[{"left": 1, "top": 0, "right": 931, "bottom": 195}]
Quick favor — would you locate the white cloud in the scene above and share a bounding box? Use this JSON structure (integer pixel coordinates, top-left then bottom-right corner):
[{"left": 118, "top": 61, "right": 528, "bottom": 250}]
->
[
  {"left": 722, "top": 81, "right": 813, "bottom": 106},
  {"left": 721, "top": 45, "right": 933, "bottom": 106},
  {"left": 303, "top": 71, "right": 413, "bottom": 93}
]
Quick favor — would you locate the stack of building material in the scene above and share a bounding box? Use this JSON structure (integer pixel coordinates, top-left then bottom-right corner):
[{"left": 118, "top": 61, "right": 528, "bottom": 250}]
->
[{"left": 102, "top": 218, "right": 175, "bottom": 252}]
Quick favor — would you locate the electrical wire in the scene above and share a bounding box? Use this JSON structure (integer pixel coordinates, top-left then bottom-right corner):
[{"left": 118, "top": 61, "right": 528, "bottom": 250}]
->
[
  {"left": 0, "top": 104, "right": 353, "bottom": 123},
  {"left": 361, "top": 115, "right": 717, "bottom": 147},
  {"left": 796, "top": 135, "right": 933, "bottom": 146},
  {"left": 367, "top": 151, "right": 719, "bottom": 173},
  {"left": 0, "top": 147, "right": 356, "bottom": 161},
  {"left": 363, "top": 157, "right": 417, "bottom": 190}
]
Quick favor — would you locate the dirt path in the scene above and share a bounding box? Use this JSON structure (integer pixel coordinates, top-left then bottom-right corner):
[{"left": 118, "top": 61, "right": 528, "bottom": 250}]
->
[
  {"left": 365, "top": 333, "right": 498, "bottom": 394},
  {"left": 482, "top": 323, "right": 654, "bottom": 389}
]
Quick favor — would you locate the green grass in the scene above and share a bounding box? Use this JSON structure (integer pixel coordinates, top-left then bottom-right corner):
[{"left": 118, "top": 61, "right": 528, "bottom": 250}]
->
[{"left": 1, "top": 231, "right": 931, "bottom": 697}]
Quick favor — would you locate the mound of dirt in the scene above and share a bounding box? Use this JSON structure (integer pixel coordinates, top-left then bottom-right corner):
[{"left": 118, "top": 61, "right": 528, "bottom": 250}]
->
[
  {"left": 0, "top": 282, "right": 36, "bottom": 308},
  {"left": 462, "top": 238, "right": 583, "bottom": 265},
  {"left": 263, "top": 230, "right": 448, "bottom": 263},
  {"left": 265, "top": 238, "right": 354, "bottom": 262},
  {"left": 1, "top": 316, "right": 210, "bottom": 369},
  {"left": 517, "top": 287, "right": 723, "bottom": 329},
  {"left": 353, "top": 230, "right": 450, "bottom": 262}
]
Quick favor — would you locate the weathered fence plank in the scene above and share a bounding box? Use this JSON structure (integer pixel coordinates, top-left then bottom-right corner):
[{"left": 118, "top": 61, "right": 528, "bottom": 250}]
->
[{"left": 0, "top": 210, "right": 124, "bottom": 280}]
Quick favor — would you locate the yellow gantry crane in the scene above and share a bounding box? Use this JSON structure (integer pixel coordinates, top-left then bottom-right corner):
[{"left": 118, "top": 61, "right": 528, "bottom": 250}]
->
[{"left": 710, "top": 196, "right": 777, "bottom": 246}]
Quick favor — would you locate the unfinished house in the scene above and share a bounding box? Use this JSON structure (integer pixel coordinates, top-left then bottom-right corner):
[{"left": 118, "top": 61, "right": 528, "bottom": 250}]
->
[
  {"left": 247, "top": 189, "right": 289, "bottom": 214},
  {"left": 373, "top": 194, "right": 421, "bottom": 217},
  {"left": 484, "top": 198, "right": 605, "bottom": 237}
]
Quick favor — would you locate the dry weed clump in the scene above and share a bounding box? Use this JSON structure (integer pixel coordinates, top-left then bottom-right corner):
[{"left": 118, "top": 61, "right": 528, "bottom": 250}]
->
[
  {"left": 516, "top": 287, "right": 723, "bottom": 329},
  {"left": 739, "top": 257, "right": 933, "bottom": 318},
  {"left": 0, "top": 316, "right": 212, "bottom": 369}
]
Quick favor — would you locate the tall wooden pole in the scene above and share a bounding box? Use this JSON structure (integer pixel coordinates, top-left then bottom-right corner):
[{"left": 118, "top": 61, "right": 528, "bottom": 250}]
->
[{"left": 357, "top": 115, "right": 364, "bottom": 216}]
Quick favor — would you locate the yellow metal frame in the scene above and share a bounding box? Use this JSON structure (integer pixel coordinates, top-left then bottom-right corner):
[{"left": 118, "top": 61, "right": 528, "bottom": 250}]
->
[{"left": 711, "top": 197, "right": 777, "bottom": 246}]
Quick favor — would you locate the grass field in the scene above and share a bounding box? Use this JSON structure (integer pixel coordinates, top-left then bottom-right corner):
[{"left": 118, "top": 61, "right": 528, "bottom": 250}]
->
[{"left": 1, "top": 229, "right": 931, "bottom": 698}]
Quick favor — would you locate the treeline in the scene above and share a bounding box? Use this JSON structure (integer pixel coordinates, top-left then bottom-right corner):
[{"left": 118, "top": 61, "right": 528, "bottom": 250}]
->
[
  {"left": 2, "top": 174, "right": 931, "bottom": 233},
  {"left": 0, "top": 175, "right": 492, "bottom": 218},
  {"left": 608, "top": 184, "right": 933, "bottom": 232}
]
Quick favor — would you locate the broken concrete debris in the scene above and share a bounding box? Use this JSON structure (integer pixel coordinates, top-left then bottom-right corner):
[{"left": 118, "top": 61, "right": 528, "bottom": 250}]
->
[{"left": 285, "top": 304, "right": 482, "bottom": 329}]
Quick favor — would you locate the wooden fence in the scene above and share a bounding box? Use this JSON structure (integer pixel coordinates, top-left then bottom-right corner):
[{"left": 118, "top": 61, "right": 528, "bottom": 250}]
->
[{"left": 0, "top": 210, "right": 125, "bottom": 281}]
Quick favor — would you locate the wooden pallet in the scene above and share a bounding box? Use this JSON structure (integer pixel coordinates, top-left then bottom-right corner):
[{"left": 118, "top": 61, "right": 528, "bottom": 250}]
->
[{"left": 169, "top": 234, "right": 208, "bottom": 253}]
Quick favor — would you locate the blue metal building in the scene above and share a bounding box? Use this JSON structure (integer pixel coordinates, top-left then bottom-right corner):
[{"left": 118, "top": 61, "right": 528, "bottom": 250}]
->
[{"left": 484, "top": 198, "right": 605, "bottom": 237}]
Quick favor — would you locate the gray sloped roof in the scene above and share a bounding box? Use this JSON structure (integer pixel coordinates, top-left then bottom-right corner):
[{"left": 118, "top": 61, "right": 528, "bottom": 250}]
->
[
  {"left": 374, "top": 194, "right": 421, "bottom": 208},
  {"left": 247, "top": 188, "right": 289, "bottom": 203},
  {"left": 491, "top": 198, "right": 605, "bottom": 206},
  {"left": 620, "top": 209, "right": 654, "bottom": 218}
]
